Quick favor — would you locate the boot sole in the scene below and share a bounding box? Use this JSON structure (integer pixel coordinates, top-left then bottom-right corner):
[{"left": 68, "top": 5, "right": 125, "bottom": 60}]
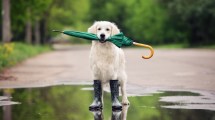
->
[
  {"left": 89, "top": 106, "right": 103, "bottom": 111},
  {"left": 112, "top": 106, "right": 122, "bottom": 111}
]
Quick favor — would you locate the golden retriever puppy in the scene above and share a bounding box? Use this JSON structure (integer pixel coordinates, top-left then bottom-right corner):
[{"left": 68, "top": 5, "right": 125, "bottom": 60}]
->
[{"left": 88, "top": 21, "right": 129, "bottom": 110}]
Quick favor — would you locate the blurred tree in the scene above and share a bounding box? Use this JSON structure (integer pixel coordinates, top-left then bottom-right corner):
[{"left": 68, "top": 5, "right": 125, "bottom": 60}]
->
[
  {"left": 2, "top": 0, "right": 11, "bottom": 43},
  {"left": 31, "top": 0, "right": 53, "bottom": 44},
  {"left": 89, "top": 0, "right": 127, "bottom": 30},
  {"left": 48, "top": 0, "right": 75, "bottom": 30},
  {"left": 88, "top": 1, "right": 128, "bottom": 44},
  {"left": 10, "top": 0, "right": 52, "bottom": 44},
  {"left": 89, "top": 0, "right": 215, "bottom": 46},
  {"left": 124, "top": 0, "right": 168, "bottom": 44},
  {"left": 89, "top": 0, "right": 170, "bottom": 44},
  {"left": 0, "top": 1, "right": 1, "bottom": 40},
  {"left": 48, "top": 0, "right": 91, "bottom": 43},
  {"left": 159, "top": 0, "right": 215, "bottom": 46},
  {"left": 9, "top": 0, "right": 90, "bottom": 44},
  {"left": 2, "top": 0, "right": 214, "bottom": 46}
]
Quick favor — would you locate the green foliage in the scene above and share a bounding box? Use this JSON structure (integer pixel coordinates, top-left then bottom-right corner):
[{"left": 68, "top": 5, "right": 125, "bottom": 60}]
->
[
  {"left": 10, "top": 0, "right": 52, "bottom": 40},
  {"left": 88, "top": 0, "right": 181, "bottom": 45},
  {"left": 48, "top": 0, "right": 90, "bottom": 33},
  {"left": 0, "top": 43, "right": 15, "bottom": 69},
  {"left": 0, "top": 42, "right": 51, "bottom": 71},
  {"left": 88, "top": 0, "right": 215, "bottom": 46},
  {"left": 2, "top": 0, "right": 215, "bottom": 46},
  {"left": 124, "top": 0, "right": 168, "bottom": 44},
  {"left": 159, "top": 0, "right": 215, "bottom": 46}
]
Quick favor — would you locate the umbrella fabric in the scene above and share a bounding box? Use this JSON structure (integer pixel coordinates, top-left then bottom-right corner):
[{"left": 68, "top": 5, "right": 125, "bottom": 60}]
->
[{"left": 63, "top": 30, "right": 133, "bottom": 48}]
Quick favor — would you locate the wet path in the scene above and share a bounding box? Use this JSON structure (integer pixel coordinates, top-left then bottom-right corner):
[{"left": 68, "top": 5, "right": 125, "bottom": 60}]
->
[{"left": 0, "top": 45, "right": 215, "bottom": 91}]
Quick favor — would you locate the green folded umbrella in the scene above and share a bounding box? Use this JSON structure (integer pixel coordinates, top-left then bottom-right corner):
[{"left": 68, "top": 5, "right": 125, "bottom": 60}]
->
[
  {"left": 53, "top": 30, "right": 154, "bottom": 59},
  {"left": 53, "top": 30, "right": 133, "bottom": 48}
]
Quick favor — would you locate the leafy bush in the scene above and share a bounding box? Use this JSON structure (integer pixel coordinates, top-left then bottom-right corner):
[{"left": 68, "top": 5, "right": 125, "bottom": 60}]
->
[
  {"left": 0, "top": 43, "right": 15, "bottom": 69},
  {"left": 0, "top": 42, "right": 51, "bottom": 71}
]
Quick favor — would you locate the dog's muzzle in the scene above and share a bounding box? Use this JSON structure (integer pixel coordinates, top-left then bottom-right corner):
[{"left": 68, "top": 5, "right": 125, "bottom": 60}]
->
[{"left": 99, "top": 34, "right": 107, "bottom": 43}]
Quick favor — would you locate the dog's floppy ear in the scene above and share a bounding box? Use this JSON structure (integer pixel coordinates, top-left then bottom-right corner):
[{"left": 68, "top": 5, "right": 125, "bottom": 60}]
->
[
  {"left": 88, "top": 22, "right": 97, "bottom": 34},
  {"left": 111, "top": 23, "right": 120, "bottom": 35}
]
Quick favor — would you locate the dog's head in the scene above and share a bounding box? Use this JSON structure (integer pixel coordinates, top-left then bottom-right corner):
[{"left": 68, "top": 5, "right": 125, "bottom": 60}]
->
[{"left": 88, "top": 21, "right": 120, "bottom": 43}]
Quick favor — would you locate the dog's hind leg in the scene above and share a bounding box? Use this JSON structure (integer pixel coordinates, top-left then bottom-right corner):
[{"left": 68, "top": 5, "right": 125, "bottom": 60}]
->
[
  {"left": 119, "top": 72, "right": 129, "bottom": 105},
  {"left": 120, "top": 80, "right": 130, "bottom": 105},
  {"left": 101, "top": 83, "right": 105, "bottom": 107},
  {"left": 118, "top": 71, "right": 130, "bottom": 105}
]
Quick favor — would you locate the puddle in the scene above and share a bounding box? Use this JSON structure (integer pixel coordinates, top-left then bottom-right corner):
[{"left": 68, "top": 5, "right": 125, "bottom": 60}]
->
[{"left": 0, "top": 85, "right": 215, "bottom": 120}]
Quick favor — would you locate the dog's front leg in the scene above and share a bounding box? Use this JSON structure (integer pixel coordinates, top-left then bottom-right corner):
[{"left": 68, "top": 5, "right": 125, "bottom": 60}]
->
[
  {"left": 110, "top": 80, "right": 122, "bottom": 110},
  {"left": 89, "top": 80, "right": 103, "bottom": 110}
]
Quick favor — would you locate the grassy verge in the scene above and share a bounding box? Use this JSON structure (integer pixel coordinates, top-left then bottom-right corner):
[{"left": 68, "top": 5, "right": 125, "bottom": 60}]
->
[
  {"left": 153, "top": 43, "right": 188, "bottom": 49},
  {"left": 194, "top": 44, "right": 215, "bottom": 49},
  {"left": 0, "top": 42, "right": 51, "bottom": 71},
  {"left": 153, "top": 43, "right": 215, "bottom": 49}
]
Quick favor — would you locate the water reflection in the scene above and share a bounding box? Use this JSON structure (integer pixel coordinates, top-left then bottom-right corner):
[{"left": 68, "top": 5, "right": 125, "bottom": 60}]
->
[
  {"left": 0, "top": 85, "right": 215, "bottom": 120},
  {"left": 91, "top": 110, "right": 103, "bottom": 120},
  {"left": 90, "top": 106, "right": 129, "bottom": 120},
  {"left": 2, "top": 89, "right": 12, "bottom": 120}
]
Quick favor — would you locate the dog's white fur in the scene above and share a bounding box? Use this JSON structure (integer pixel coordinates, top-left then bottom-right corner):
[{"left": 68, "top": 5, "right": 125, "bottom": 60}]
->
[{"left": 88, "top": 21, "right": 129, "bottom": 105}]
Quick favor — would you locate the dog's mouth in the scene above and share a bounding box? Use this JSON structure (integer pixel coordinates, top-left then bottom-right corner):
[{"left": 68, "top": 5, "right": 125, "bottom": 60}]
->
[
  {"left": 99, "top": 39, "right": 107, "bottom": 43},
  {"left": 99, "top": 34, "right": 107, "bottom": 43}
]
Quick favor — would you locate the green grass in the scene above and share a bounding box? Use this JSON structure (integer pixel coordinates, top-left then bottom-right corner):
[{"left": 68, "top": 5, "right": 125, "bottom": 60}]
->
[
  {"left": 153, "top": 43, "right": 215, "bottom": 49},
  {"left": 0, "top": 42, "right": 51, "bottom": 71},
  {"left": 153, "top": 43, "right": 188, "bottom": 49},
  {"left": 194, "top": 44, "right": 215, "bottom": 49}
]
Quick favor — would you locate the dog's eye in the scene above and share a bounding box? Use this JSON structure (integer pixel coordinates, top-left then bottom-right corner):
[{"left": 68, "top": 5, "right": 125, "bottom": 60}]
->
[
  {"left": 106, "top": 28, "right": 110, "bottom": 31},
  {"left": 98, "top": 28, "right": 101, "bottom": 31}
]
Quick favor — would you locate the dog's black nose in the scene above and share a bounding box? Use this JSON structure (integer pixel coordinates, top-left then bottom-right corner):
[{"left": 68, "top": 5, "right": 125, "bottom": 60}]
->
[{"left": 100, "top": 34, "right": 105, "bottom": 39}]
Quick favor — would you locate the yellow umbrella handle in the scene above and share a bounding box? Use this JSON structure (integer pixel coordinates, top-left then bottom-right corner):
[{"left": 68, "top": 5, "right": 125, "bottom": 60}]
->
[{"left": 133, "top": 42, "right": 154, "bottom": 59}]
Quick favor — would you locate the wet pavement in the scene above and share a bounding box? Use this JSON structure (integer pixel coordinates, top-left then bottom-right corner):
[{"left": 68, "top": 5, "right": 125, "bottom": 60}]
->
[
  {"left": 0, "top": 85, "right": 215, "bottom": 120},
  {"left": 0, "top": 45, "right": 215, "bottom": 91}
]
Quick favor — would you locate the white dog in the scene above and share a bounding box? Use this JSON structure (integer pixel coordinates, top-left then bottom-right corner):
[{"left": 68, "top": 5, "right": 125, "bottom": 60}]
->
[{"left": 88, "top": 21, "right": 129, "bottom": 110}]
